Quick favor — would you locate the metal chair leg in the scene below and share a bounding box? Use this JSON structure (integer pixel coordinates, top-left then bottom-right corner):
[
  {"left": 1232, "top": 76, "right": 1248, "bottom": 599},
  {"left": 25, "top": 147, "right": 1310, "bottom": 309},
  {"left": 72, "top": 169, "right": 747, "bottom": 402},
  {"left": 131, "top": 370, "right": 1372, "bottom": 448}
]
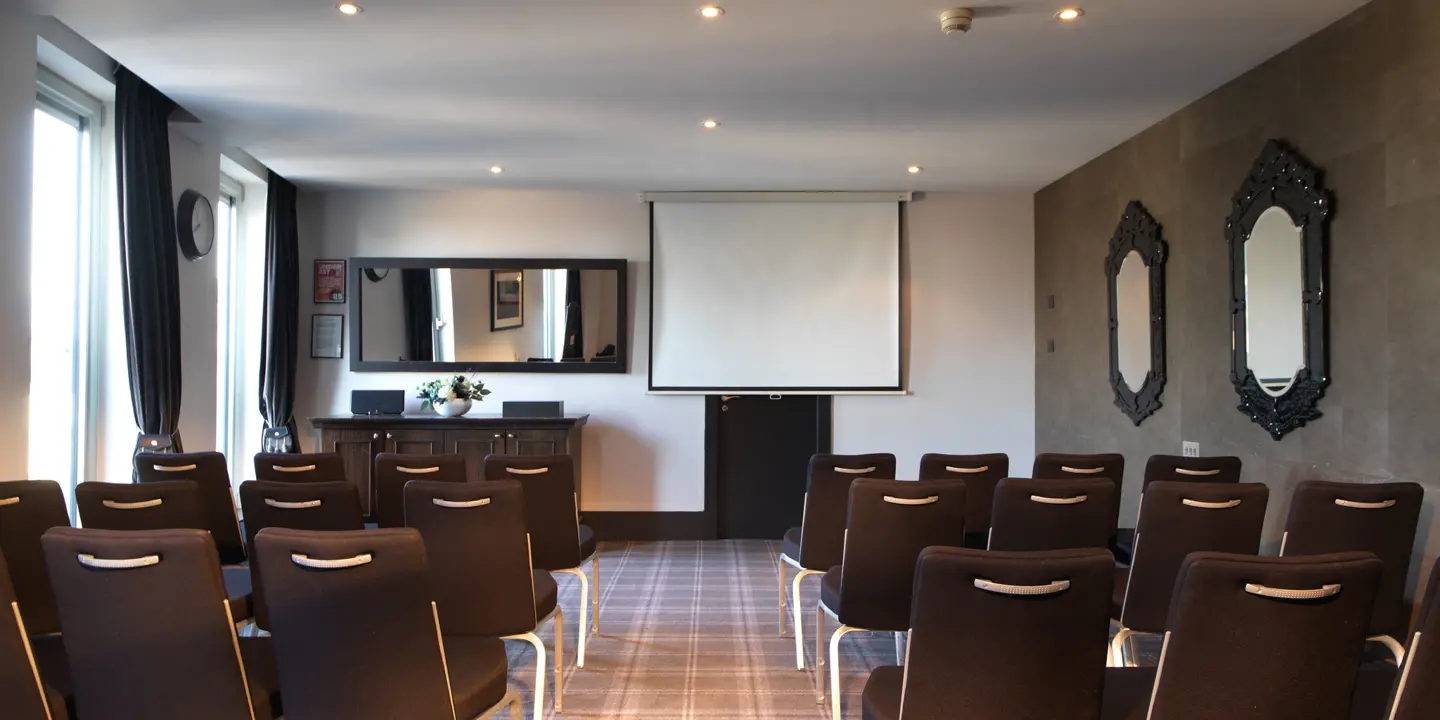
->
[
  {"left": 1109, "top": 627, "right": 1134, "bottom": 668},
  {"left": 894, "top": 631, "right": 904, "bottom": 664},
  {"left": 556, "top": 567, "right": 591, "bottom": 668},
  {"left": 504, "top": 632, "right": 546, "bottom": 720},
  {"left": 1370, "top": 634, "right": 1407, "bottom": 665},
  {"left": 552, "top": 608, "right": 564, "bottom": 712},
  {"left": 829, "top": 626, "right": 861, "bottom": 719},
  {"left": 791, "top": 569, "right": 821, "bottom": 670},
  {"left": 778, "top": 554, "right": 788, "bottom": 637},
  {"left": 814, "top": 604, "right": 825, "bottom": 704},
  {"left": 591, "top": 555, "right": 600, "bottom": 636}
]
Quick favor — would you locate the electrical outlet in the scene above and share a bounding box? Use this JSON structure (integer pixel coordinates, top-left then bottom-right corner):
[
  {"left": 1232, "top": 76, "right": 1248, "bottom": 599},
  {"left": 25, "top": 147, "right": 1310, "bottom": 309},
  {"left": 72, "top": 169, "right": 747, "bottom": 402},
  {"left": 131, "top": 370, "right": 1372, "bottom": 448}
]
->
[{"left": 1182, "top": 441, "right": 1200, "bottom": 458}]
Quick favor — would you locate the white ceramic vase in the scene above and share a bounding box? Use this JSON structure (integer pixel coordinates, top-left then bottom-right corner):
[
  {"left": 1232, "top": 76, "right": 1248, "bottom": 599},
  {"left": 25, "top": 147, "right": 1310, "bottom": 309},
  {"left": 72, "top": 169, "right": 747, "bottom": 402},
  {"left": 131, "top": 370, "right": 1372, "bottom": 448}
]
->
[{"left": 433, "top": 398, "right": 473, "bottom": 417}]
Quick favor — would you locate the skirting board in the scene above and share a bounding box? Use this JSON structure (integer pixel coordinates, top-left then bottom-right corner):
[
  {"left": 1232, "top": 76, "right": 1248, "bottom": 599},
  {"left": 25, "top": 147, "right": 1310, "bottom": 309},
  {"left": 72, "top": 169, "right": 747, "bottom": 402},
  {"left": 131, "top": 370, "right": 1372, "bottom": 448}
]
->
[{"left": 584, "top": 512, "right": 714, "bottom": 541}]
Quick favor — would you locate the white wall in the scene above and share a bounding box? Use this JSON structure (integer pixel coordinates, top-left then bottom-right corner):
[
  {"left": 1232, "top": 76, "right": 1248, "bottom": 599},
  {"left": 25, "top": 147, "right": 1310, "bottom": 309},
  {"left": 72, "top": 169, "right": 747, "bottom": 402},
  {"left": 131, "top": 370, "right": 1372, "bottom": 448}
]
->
[
  {"left": 169, "top": 127, "right": 222, "bottom": 452},
  {"left": 834, "top": 193, "right": 1037, "bottom": 476},
  {"left": 0, "top": 3, "right": 36, "bottom": 477}
]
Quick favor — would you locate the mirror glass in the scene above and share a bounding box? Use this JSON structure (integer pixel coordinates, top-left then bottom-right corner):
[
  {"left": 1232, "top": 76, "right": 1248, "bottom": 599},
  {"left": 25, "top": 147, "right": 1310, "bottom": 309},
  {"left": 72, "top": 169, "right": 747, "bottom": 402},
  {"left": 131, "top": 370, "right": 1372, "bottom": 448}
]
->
[
  {"left": 1244, "top": 206, "right": 1305, "bottom": 396},
  {"left": 1115, "top": 251, "right": 1150, "bottom": 393},
  {"left": 359, "top": 267, "right": 622, "bottom": 364}
]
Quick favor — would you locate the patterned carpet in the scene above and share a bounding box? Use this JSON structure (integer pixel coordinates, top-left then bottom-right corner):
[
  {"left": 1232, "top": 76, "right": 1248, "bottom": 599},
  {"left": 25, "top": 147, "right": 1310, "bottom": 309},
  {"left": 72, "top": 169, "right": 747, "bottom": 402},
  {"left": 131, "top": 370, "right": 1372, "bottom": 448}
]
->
[{"left": 506, "top": 540, "right": 903, "bottom": 719}]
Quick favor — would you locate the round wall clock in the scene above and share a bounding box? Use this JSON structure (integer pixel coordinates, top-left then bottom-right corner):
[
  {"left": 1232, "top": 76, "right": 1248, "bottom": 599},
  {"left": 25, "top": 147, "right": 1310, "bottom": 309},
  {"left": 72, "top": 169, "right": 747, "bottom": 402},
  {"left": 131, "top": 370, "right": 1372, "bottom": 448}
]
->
[{"left": 177, "top": 189, "right": 215, "bottom": 260}]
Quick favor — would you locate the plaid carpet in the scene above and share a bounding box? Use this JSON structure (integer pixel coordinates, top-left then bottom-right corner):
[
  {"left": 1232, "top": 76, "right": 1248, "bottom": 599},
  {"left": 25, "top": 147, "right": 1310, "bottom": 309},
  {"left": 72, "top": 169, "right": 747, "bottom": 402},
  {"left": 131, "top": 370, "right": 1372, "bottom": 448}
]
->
[{"left": 506, "top": 540, "right": 902, "bottom": 719}]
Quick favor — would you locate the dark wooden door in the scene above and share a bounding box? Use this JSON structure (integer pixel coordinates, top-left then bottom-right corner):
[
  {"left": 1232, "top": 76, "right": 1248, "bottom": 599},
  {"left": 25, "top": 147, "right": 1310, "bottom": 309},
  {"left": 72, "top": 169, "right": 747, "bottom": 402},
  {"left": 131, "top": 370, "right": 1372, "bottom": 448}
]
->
[
  {"left": 510, "top": 429, "right": 569, "bottom": 456},
  {"left": 389, "top": 429, "right": 444, "bottom": 456},
  {"left": 446, "top": 430, "right": 508, "bottom": 483},
  {"left": 711, "top": 395, "right": 831, "bottom": 539},
  {"left": 327, "top": 429, "right": 386, "bottom": 516}
]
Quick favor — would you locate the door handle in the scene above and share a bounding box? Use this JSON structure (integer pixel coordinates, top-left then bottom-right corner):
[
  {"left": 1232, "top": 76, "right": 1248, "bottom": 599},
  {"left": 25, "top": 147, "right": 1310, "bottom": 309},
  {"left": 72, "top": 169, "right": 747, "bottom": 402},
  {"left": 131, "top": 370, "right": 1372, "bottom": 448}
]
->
[
  {"left": 372, "top": 433, "right": 379, "bottom": 440},
  {"left": 721, "top": 396, "right": 741, "bottom": 402},
  {"left": 386, "top": 433, "right": 393, "bottom": 439}
]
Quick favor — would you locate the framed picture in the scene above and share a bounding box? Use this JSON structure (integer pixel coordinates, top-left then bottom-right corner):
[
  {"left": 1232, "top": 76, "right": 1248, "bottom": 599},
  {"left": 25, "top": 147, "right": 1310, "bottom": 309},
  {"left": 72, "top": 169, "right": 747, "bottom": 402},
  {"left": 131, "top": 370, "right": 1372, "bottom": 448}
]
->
[
  {"left": 491, "top": 269, "right": 524, "bottom": 331},
  {"left": 311, "top": 314, "right": 344, "bottom": 359},
  {"left": 315, "top": 259, "right": 347, "bottom": 303}
]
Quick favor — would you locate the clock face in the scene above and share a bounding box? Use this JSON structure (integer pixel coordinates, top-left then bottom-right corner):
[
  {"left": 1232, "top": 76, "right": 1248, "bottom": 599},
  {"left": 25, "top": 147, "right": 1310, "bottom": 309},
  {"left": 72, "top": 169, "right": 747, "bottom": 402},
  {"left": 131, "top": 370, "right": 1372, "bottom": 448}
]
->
[{"left": 178, "top": 190, "right": 215, "bottom": 260}]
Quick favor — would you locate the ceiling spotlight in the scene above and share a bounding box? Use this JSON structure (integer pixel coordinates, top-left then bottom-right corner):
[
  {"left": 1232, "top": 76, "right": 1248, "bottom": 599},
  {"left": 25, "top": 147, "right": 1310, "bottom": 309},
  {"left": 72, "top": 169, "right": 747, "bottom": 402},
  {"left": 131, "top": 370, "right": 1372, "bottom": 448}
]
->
[
  {"left": 908, "top": 165, "right": 923, "bottom": 174},
  {"left": 490, "top": 165, "right": 504, "bottom": 175},
  {"left": 1056, "top": 8, "right": 1084, "bottom": 21},
  {"left": 701, "top": 119, "right": 720, "bottom": 129},
  {"left": 699, "top": 6, "right": 724, "bottom": 19},
  {"left": 337, "top": 2, "right": 363, "bottom": 15}
]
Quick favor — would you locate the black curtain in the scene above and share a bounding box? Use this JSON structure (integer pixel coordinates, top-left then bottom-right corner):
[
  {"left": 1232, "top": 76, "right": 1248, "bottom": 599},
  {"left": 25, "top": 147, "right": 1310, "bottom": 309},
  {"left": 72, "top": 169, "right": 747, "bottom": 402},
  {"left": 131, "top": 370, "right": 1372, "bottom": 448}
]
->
[
  {"left": 400, "top": 269, "right": 435, "bottom": 361},
  {"left": 562, "top": 270, "right": 584, "bottom": 360},
  {"left": 114, "top": 67, "right": 184, "bottom": 452},
  {"left": 259, "top": 172, "right": 300, "bottom": 450}
]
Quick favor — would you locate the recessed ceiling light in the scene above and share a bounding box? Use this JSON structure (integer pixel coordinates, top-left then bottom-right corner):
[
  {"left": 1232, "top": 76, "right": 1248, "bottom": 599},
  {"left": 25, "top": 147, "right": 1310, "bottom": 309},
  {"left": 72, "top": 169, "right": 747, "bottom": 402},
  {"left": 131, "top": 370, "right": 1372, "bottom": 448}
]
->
[
  {"left": 908, "top": 165, "right": 923, "bottom": 174},
  {"left": 699, "top": 6, "right": 724, "bottom": 19},
  {"left": 1056, "top": 8, "right": 1084, "bottom": 21},
  {"left": 337, "top": 2, "right": 363, "bottom": 15},
  {"left": 701, "top": 119, "right": 720, "bottom": 129},
  {"left": 490, "top": 165, "right": 504, "bottom": 175}
]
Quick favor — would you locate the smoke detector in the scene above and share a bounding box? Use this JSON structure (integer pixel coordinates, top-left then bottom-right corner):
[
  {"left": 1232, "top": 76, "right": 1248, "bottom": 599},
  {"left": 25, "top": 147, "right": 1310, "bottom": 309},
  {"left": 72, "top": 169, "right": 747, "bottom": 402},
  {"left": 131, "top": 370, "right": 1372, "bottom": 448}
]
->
[{"left": 941, "top": 8, "right": 974, "bottom": 34}]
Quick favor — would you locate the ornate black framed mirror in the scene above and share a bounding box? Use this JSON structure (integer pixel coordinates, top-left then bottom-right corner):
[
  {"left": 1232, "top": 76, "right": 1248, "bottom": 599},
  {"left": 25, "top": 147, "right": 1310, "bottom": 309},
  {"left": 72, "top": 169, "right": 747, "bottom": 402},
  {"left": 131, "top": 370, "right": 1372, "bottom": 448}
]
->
[
  {"left": 1106, "top": 201, "right": 1167, "bottom": 425},
  {"left": 1226, "top": 140, "right": 1331, "bottom": 440}
]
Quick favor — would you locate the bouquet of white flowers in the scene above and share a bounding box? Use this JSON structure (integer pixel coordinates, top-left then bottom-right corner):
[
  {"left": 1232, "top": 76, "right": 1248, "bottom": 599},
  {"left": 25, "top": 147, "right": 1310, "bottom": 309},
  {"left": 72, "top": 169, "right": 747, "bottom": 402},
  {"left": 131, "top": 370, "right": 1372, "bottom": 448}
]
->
[{"left": 416, "top": 374, "right": 491, "bottom": 411}]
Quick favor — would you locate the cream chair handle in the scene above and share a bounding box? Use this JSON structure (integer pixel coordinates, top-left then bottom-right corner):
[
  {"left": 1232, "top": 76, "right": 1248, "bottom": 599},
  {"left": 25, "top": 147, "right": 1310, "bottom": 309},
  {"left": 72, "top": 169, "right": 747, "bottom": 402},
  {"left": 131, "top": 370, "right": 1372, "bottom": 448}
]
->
[
  {"left": 432, "top": 497, "right": 490, "bottom": 508},
  {"left": 945, "top": 465, "right": 989, "bottom": 473},
  {"left": 834, "top": 466, "right": 877, "bottom": 475},
  {"left": 396, "top": 466, "right": 440, "bottom": 475},
  {"left": 1175, "top": 468, "right": 1221, "bottom": 476},
  {"left": 1335, "top": 498, "right": 1395, "bottom": 510},
  {"left": 975, "top": 578, "right": 1071, "bottom": 596},
  {"left": 1030, "top": 494, "right": 1087, "bottom": 505},
  {"left": 0, "top": 496, "right": 18, "bottom": 506},
  {"left": 505, "top": 467, "right": 550, "bottom": 475},
  {"left": 273, "top": 464, "right": 316, "bottom": 473},
  {"left": 883, "top": 496, "right": 939, "bottom": 506},
  {"left": 78, "top": 554, "right": 160, "bottom": 570},
  {"left": 1061, "top": 466, "right": 1104, "bottom": 474},
  {"left": 264, "top": 498, "right": 321, "bottom": 509},
  {"left": 152, "top": 463, "right": 198, "bottom": 472},
  {"left": 291, "top": 553, "right": 372, "bottom": 570},
  {"left": 1245, "top": 583, "right": 1340, "bottom": 600},
  {"left": 1182, "top": 498, "right": 1242, "bottom": 509},
  {"left": 102, "top": 498, "right": 163, "bottom": 510}
]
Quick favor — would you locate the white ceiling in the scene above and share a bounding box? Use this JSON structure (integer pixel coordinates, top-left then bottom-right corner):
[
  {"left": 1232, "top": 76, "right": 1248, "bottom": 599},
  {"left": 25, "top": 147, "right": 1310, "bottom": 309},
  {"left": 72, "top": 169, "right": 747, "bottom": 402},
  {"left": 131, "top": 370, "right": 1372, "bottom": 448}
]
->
[{"left": 38, "top": 0, "right": 1368, "bottom": 191}]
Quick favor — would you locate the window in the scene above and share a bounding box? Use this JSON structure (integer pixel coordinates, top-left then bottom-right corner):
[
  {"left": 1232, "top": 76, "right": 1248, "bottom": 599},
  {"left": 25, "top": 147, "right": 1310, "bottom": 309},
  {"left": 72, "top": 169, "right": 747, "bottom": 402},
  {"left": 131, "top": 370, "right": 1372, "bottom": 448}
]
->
[{"left": 215, "top": 173, "right": 266, "bottom": 488}]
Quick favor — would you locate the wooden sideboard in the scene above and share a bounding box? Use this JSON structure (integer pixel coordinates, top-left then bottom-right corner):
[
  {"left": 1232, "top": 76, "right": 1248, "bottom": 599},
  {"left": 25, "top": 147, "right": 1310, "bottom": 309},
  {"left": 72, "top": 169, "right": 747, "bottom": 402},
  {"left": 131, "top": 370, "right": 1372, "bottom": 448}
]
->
[{"left": 310, "top": 413, "right": 589, "bottom": 516}]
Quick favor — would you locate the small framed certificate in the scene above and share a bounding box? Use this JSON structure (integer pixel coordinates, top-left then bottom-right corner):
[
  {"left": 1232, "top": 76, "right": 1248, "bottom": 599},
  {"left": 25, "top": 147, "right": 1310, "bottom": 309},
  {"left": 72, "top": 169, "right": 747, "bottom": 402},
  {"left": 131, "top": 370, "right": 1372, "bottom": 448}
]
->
[{"left": 311, "top": 314, "right": 344, "bottom": 359}]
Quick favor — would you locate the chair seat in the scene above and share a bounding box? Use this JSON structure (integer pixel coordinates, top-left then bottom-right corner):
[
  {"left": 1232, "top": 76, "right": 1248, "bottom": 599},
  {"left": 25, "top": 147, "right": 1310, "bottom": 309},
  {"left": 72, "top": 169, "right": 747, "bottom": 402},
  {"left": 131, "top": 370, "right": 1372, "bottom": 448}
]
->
[
  {"left": 578, "top": 524, "right": 596, "bottom": 562},
  {"left": 861, "top": 665, "right": 903, "bottom": 720},
  {"left": 224, "top": 566, "right": 255, "bottom": 623},
  {"left": 821, "top": 567, "right": 842, "bottom": 614},
  {"left": 443, "top": 635, "right": 511, "bottom": 719},
  {"left": 783, "top": 527, "right": 802, "bottom": 562},
  {"left": 535, "top": 570, "right": 559, "bottom": 620},
  {"left": 238, "top": 636, "right": 284, "bottom": 718},
  {"left": 1113, "top": 567, "right": 1129, "bottom": 620},
  {"left": 1100, "top": 667, "right": 1157, "bottom": 720}
]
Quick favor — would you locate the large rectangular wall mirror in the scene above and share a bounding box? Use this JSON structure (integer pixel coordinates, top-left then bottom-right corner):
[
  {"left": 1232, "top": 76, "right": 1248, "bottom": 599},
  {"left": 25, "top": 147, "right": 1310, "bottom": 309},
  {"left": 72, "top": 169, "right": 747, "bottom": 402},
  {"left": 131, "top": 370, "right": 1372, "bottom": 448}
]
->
[{"left": 349, "top": 258, "right": 628, "bottom": 373}]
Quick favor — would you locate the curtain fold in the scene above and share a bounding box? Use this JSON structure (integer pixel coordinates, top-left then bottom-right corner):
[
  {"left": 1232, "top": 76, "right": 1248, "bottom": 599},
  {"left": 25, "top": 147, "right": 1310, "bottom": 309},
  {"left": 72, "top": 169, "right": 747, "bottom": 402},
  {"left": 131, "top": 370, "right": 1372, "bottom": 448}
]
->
[
  {"left": 562, "top": 270, "right": 584, "bottom": 360},
  {"left": 400, "top": 269, "right": 435, "bottom": 361},
  {"left": 114, "top": 67, "right": 184, "bottom": 452},
  {"left": 259, "top": 172, "right": 300, "bottom": 450}
]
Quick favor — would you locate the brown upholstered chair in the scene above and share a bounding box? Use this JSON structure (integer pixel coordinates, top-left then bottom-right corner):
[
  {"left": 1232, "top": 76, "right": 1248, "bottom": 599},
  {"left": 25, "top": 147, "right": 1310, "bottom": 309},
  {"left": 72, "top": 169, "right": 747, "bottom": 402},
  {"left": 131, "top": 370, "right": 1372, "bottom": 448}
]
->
[
  {"left": 75, "top": 480, "right": 206, "bottom": 533},
  {"left": 817, "top": 478, "right": 965, "bottom": 718},
  {"left": 987, "top": 477, "right": 1115, "bottom": 552},
  {"left": 1141, "top": 454, "right": 1242, "bottom": 491},
  {"left": 0, "top": 480, "right": 72, "bottom": 635},
  {"left": 0, "top": 545, "right": 63, "bottom": 719},
  {"left": 1280, "top": 480, "right": 1424, "bottom": 663},
  {"left": 406, "top": 479, "right": 562, "bottom": 718},
  {"left": 40, "top": 527, "right": 281, "bottom": 720},
  {"left": 252, "top": 452, "right": 346, "bottom": 485},
  {"left": 374, "top": 453, "right": 466, "bottom": 529},
  {"left": 777, "top": 452, "right": 896, "bottom": 670},
  {"left": 917, "top": 452, "right": 1008, "bottom": 549},
  {"left": 1136, "top": 552, "right": 1383, "bottom": 720},
  {"left": 861, "top": 547, "right": 1115, "bottom": 720},
  {"left": 237, "top": 481, "right": 364, "bottom": 631},
  {"left": 136, "top": 451, "right": 247, "bottom": 564},
  {"left": 1033, "top": 453, "right": 1126, "bottom": 546},
  {"left": 1387, "top": 557, "right": 1440, "bottom": 719},
  {"left": 254, "top": 528, "right": 520, "bottom": 720},
  {"left": 483, "top": 454, "right": 599, "bottom": 668},
  {"left": 1109, "top": 481, "right": 1269, "bottom": 666}
]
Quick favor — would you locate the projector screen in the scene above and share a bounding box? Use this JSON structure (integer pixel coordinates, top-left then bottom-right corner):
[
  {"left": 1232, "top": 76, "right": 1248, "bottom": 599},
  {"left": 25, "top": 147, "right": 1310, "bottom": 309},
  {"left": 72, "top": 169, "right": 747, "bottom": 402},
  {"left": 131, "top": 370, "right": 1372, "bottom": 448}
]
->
[{"left": 650, "top": 199, "right": 902, "bottom": 392}]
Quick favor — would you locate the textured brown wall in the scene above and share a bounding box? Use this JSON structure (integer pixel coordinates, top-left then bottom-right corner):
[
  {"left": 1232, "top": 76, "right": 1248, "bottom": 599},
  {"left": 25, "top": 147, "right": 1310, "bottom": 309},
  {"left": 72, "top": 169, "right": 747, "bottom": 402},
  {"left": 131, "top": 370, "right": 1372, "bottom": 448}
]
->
[{"left": 1035, "top": 0, "right": 1440, "bottom": 606}]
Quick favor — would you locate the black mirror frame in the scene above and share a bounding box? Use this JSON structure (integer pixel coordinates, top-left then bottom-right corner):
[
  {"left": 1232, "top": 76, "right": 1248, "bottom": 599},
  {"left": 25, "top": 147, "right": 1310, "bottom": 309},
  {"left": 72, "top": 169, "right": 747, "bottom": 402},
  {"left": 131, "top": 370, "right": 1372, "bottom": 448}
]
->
[
  {"left": 1226, "top": 140, "right": 1332, "bottom": 440},
  {"left": 1106, "top": 201, "right": 1168, "bottom": 426}
]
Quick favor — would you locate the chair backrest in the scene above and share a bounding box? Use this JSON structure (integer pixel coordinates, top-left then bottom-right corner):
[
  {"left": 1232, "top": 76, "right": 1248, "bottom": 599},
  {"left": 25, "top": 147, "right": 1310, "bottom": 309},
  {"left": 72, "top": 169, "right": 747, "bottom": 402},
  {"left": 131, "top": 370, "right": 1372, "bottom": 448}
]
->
[
  {"left": 0, "top": 547, "right": 54, "bottom": 720},
  {"left": 1281, "top": 480, "right": 1424, "bottom": 639},
  {"left": 1119, "top": 481, "right": 1269, "bottom": 632},
  {"left": 917, "top": 453, "right": 1008, "bottom": 538},
  {"left": 1142, "top": 455, "right": 1242, "bottom": 491},
  {"left": 1390, "top": 557, "right": 1440, "bottom": 720},
  {"left": 252, "top": 452, "right": 347, "bottom": 484},
  {"left": 255, "top": 527, "right": 457, "bottom": 720},
  {"left": 1146, "top": 551, "right": 1383, "bottom": 720},
  {"left": 1032, "top": 453, "right": 1125, "bottom": 538},
  {"left": 482, "top": 454, "right": 583, "bottom": 571},
  {"left": 835, "top": 478, "right": 964, "bottom": 631},
  {"left": 900, "top": 547, "right": 1114, "bottom": 719},
  {"left": 238, "top": 481, "right": 364, "bottom": 630},
  {"left": 0, "top": 481, "right": 71, "bottom": 634},
  {"left": 136, "top": 451, "right": 246, "bottom": 564},
  {"left": 987, "top": 477, "right": 1115, "bottom": 552},
  {"left": 796, "top": 453, "right": 897, "bottom": 571},
  {"left": 374, "top": 453, "right": 467, "bottom": 529},
  {"left": 404, "top": 480, "right": 537, "bottom": 636},
  {"left": 75, "top": 481, "right": 207, "bottom": 534},
  {"left": 40, "top": 528, "right": 256, "bottom": 720}
]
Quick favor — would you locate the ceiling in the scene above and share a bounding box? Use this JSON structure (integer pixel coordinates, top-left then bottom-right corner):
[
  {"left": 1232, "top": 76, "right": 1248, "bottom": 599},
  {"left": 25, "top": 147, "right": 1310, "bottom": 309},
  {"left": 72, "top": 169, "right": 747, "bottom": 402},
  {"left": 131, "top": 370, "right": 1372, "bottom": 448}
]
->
[{"left": 38, "top": 0, "right": 1368, "bottom": 191}]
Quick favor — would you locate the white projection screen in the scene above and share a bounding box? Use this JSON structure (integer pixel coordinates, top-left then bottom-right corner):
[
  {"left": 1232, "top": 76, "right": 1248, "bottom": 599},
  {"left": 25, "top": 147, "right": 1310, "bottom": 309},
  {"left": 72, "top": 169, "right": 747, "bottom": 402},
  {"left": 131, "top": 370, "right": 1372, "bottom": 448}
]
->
[{"left": 649, "top": 198, "right": 902, "bottom": 392}]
